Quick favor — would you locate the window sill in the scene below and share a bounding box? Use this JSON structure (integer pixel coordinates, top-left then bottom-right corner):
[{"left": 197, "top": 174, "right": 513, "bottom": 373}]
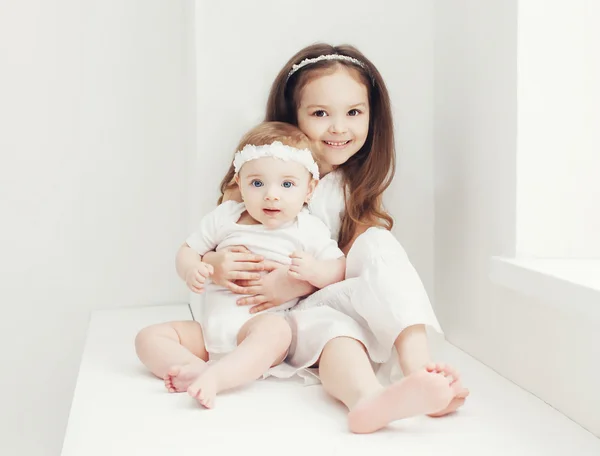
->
[{"left": 489, "top": 257, "right": 600, "bottom": 322}]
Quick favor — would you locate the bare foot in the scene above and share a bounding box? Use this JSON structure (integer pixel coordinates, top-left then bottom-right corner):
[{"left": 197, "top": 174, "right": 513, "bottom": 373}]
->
[
  {"left": 428, "top": 389, "right": 469, "bottom": 417},
  {"left": 163, "top": 360, "right": 207, "bottom": 393},
  {"left": 424, "top": 363, "right": 470, "bottom": 417},
  {"left": 347, "top": 369, "right": 454, "bottom": 434},
  {"left": 187, "top": 369, "right": 218, "bottom": 409}
]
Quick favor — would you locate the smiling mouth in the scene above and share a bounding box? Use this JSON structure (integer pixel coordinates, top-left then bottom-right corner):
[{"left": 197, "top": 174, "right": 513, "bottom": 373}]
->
[{"left": 323, "top": 140, "right": 352, "bottom": 148}]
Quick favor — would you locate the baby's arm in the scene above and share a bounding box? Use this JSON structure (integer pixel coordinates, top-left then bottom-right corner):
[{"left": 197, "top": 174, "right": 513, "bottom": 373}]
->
[
  {"left": 178, "top": 203, "right": 230, "bottom": 293},
  {"left": 175, "top": 243, "right": 205, "bottom": 281},
  {"left": 176, "top": 243, "right": 213, "bottom": 294},
  {"left": 288, "top": 252, "right": 346, "bottom": 289},
  {"left": 288, "top": 213, "right": 346, "bottom": 289}
]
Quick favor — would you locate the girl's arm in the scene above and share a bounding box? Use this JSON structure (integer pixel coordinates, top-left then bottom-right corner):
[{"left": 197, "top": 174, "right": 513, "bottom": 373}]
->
[
  {"left": 341, "top": 223, "right": 370, "bottom": 256},
  {"left": 288, "top": 253, "right": 346, "bottom": 290},
  {"left": 234, "top": 260, "right": 316, "bottom": 313}
]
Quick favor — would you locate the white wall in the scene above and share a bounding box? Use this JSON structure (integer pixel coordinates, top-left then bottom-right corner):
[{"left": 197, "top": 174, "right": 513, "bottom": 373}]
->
[
  {"left": 193, "top": 0, "right": 436, "bottom": 296},
  {"left": 517, "top": 0, "right": 600, "bottom": 258},
  {"left": 0, "top": 1, "right": 435, "bottom": 452},
  {"left": 0, "top": 2, "right": 194, "bottom": 454},
  {"left": 434, "top": 0, "right": 600, "bottom": 436}
]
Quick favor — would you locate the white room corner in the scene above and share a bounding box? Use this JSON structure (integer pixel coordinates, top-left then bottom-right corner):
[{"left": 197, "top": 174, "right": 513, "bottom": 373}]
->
[
  {"left": 434, "top": 0, "right": 600, "bottom": 438},
  {"left": 1, "top": 0, "right": 599, "bottom": 455}
]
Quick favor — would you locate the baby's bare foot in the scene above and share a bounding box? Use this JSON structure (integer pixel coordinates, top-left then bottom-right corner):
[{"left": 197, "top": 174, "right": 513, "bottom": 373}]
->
[
  {"left": 424, "top": 363, "right": 469, "bottom": 417},
  {"left": 187, "top": 369, "right": 218, "bottom": 409},
  {"left": 348, "top": 369, "right": 453, "bottom": 434},
  {"left": 163, "top": 360, "right": 207, "bottom": 393}
]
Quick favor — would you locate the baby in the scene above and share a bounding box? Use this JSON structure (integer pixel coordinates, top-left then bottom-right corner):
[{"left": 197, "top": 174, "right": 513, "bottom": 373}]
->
[{"left": 139, "top": 121, "right": 345, "bottom": 408}]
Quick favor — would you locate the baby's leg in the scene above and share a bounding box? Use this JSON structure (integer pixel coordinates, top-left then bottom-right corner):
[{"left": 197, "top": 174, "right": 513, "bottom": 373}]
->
[
  {"left": 135, "top": 321, "right": 209, "bottom": 392},
  {"left": 187, "top": 314, "right": 292, "bottom": 408}
]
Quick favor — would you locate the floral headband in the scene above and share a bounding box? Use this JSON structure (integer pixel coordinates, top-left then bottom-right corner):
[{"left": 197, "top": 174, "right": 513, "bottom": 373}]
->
[{"left": 233, "top": 141, "right": 320, "bottom": 180}]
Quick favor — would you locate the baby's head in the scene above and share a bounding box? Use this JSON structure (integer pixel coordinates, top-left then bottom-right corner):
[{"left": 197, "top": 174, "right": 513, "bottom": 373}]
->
[{"left": 233, "top": 122, "right": 319, "bottom": 229}]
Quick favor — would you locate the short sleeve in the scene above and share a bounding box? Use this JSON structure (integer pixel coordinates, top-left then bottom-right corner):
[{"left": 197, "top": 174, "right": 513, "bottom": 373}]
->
[
  {"left": 185, "top": 201, "right": 243, "bottom": 255},
  {"left": 298, "top": 211, "right": 344, "bottom": 261},
  {"left": 307, "top": 170, "right": 345, "bottom": 241}
]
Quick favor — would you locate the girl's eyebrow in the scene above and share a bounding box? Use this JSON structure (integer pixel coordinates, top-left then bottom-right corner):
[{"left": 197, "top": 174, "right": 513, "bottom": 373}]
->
[{"left": 305, "top": 102, "right": 367, "bottom": 109}]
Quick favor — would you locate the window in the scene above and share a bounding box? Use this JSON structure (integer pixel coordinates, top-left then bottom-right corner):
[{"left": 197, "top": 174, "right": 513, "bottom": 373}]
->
[{"left": 516, "top": 0, "right": 599, "bottom": 258}]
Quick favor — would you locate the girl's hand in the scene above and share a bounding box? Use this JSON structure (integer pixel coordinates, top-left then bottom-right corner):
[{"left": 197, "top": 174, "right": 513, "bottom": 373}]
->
[
  {"left": 236, "top": 261, "right": 316, "bottom": 314},
  {"left": 202, "top": 246, "right": 264, "bottom": 293},
  {"left": 184, "top": 262, "right": 214, "bottom": 294}
]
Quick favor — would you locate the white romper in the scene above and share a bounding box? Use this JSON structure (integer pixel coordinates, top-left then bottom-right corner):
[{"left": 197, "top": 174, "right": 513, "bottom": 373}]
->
[
  {"left": 186, "top": 200, "right": 344, "bottom": 377},
  {"left": 284, "top": 170, "right": 443, "bottom": 381}
]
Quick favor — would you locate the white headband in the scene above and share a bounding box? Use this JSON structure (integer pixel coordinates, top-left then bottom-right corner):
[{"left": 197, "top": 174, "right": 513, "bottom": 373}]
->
[
  {"left": 233, "top": 141, "right": 320, "bottom": 180},
  {"left": 287, "top": 54, "right": 368, "bottom": 80}
]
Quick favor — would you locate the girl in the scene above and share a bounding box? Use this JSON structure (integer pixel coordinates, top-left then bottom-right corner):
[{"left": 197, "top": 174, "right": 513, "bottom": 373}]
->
[
  {"left": 135, "top": 122, "right": 347, "bottom": 409},
  {"left": 205, "top": 44, "right": 469, "bottom": 433}
]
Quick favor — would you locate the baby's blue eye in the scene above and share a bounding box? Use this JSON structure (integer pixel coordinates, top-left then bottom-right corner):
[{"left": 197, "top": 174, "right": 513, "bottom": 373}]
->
[
  {"left": 282, "top": 181, "right": 294, "bottom": 189},
  {"left": 313, "top": 110, "right": 327, "bottom": 117},
  {"left": 251, "top": 179, "right": 263, "bottom": 187}
]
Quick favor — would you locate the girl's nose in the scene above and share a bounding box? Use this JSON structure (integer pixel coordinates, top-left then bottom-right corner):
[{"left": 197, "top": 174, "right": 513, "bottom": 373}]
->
[{"left": 329, "top": 118, "right": 348, "bottom": 134}]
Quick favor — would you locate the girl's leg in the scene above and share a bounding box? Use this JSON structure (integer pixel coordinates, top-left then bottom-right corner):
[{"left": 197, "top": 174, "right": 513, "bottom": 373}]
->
[
  {"left": 318, "top": 336, "right": 382, "bottom": 410},
  {"left": 394, "top": 324, "right": 469, "bottom": 416},
  {"left": 317, "top": 336, "right": 457, "bottom": 434},
  {"left": 187, "top": 313, "right": 292, "bottom": 408},
  {"left": 345, "top": 229, "right": 469, "bottom": 415},
  {"left": 134, "top": 320, "right": 209, "bottom": 392},
  {"left": 394, "top": 324, "right": 431, "bottom": 374}
]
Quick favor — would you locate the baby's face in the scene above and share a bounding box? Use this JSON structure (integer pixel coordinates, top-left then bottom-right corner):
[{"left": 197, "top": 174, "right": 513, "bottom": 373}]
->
[{"left": 236, "top": 157, "right": 316, "bottom": 229}]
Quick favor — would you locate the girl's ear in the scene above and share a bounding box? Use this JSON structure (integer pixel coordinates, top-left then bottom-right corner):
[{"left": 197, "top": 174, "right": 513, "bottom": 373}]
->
[{"left": 305, "top": 178, "right": 318, "bottom": 203}]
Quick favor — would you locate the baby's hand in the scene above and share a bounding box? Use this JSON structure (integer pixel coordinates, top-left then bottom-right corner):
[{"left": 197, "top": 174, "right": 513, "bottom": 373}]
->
[
  {"left": 185, "top": 262, "right": 214, "bottom": 294},
  {"left": 288, "top": 251, "right": 317, "bottom": 283}
]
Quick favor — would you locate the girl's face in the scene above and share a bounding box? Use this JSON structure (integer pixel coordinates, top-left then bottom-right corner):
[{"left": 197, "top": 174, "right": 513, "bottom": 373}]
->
[{"left": 296, "top": 67, "right": 370, "bottom": 175}]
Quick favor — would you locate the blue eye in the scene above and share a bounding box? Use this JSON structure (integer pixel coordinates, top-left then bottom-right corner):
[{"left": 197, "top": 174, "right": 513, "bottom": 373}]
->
[
  {"left": 312, "top": 110, "right": 327, "bottom": 117},
  {"left": 251, "top": 179, "right": 263, "bottom": 187},
  {"left": 282, "top": 181, "right": 294, "bottom": 188},
  {"left": 348, "top": 109, "right": 361, "bottom": 116}
]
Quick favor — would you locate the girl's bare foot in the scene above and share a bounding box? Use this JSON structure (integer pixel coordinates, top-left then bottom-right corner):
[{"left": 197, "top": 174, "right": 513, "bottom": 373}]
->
[
  {"left": 163, "top": 360, "right": 208, "bottom": 393},
  {"left": 347, "top": 369, "right": 454, "bottom": 434},
  {"left": 187, "top": 369, "right": 218, "bottom": 409},
  {"left": 424, "top": 363, "right": 470, "bottom": 417}
]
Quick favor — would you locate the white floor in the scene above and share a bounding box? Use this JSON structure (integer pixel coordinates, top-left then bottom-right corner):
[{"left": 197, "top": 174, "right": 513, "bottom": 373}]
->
[{"left": 61, "top": 304, "right": 600, "bottom": 456}]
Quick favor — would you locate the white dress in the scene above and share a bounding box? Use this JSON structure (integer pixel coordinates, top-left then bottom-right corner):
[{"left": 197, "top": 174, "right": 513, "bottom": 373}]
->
[
  {"left": 284, "top": 171, "right": 443, "bottom": 382},
  {"left": 186, "top": 200, "right": 344, "bottom": 376}
]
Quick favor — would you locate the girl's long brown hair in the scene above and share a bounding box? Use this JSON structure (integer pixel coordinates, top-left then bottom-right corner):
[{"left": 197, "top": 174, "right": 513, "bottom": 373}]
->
[{"left": 266, "top": 43, "right": 395, "bottom": 249}]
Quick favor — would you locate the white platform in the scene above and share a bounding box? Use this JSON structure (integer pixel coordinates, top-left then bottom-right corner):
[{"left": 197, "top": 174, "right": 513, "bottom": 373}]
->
[{"left": 61, "top": 305, "right": 600, "bottom": 456}]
